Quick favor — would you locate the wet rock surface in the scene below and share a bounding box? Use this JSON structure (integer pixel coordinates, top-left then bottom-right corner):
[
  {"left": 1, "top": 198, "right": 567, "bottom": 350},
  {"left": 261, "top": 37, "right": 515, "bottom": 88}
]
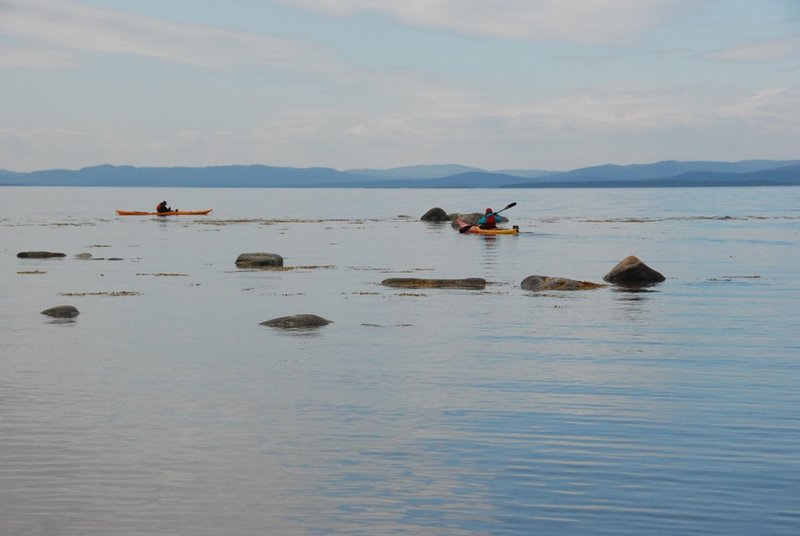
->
[
  {"left": 420, "top": 207, "right": 450, "bottom": 222},
  {"left": 41, "top": 305, "right": 80, "bottom": 318},
  {"left": 236, "top": 253, "right": 284, "bottom": 268},
  {"left": 521, "top": 275, "right": 605, "bottom": 291},
  {"left": 381, "top": 277, "right": 486, "bottom": 289},
  {"left": 603, "top": 255, "right": 665, "bottom": 286},
  {"left": 261, "top": 314, "right": 332, "bottom": 328},
  {"left": 18, "top": 251, "right": 66, "bottom": 258}
]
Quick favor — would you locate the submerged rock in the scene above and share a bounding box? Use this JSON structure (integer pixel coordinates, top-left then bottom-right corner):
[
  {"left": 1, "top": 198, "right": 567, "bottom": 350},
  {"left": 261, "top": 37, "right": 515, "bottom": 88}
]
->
[
  {"left": 17, "top": 251, "right": 66, "bottom": 258},
  {"left": 603, "top": 256, "right": 665, "bottom": 285},
  {"left": 521, "top": 275, "right": 605, "bottom": 291},
  {"left": 420, "top": 207, "right": 450, "bottom": 222},
  {"left": 74, "top": 252, "right": 93, "bottom": 260},
  {"left": 236, "top": 252, "right": 284, "bottom": 268},
  {"left": 449, "top": 213, "right": 508, "bottom": 228},
  {"left": 261, "top": 314, "right": 332, "bottom": 329},
  {"left": 381, "top": 277, "right": 486, "bottom": 289},
  {"left": 41, "top": 305, "right": 80, "bottom": 318}
]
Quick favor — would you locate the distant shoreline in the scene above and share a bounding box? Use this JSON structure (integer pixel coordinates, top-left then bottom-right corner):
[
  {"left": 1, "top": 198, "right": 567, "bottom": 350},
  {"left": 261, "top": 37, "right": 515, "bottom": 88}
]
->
[{"left": 2, "top": 159, "right": 799, "bottom": 188}]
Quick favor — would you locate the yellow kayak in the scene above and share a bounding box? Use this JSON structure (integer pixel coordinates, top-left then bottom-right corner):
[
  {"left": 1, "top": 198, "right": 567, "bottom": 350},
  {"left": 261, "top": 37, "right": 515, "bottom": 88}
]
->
[{"left": 456, "top": 218, "right": 519, "bottom": 235}]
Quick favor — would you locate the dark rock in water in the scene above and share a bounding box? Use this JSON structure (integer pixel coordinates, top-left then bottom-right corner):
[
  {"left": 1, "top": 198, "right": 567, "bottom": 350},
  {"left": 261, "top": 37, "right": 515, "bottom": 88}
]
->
[
  {"left": 521, "top": 275, "right": 605, "bottom": 291},
  {"left": 421, "top": 207, "right": 450, "bottom": 222},
  {"left": 18, "top": 251, "right": 66, "bottom": 258},
  {"left": 261, "top": 314, "right": 332, "bottom": 328},
  {"left": 603, "top": 256, "right": 665, "bottom": 285},
  {"left": 236, "top": 252, "right": 284, "bottom": 268},
  {"left": 41, "top": 305, "right": 80, "bottom": 318},
  {"left": 381, "top": 277, "right": 486, "bottom": 289}
]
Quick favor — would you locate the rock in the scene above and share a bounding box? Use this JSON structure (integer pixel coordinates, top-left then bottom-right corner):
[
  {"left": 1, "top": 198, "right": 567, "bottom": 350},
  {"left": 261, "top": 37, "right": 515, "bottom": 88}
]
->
[
  {"left": 75, "top": 253, "right": 93, "bottom": 260},
  {"left": 261, "top": 314, "right": 332, "bottom": 328},
  {"left": 421, "top": 207, "right": 450, "bottom": 222},
  {"left": 521, "top": 275, "right": 605, "bottom": 291},
  {"left": 603, "top": 256, "right": 665, "bottom": 285},
  {"left": 449, "top": 213, "right": 508, "bottom": 228},
  {"left": 381, "top": 277, "right": 486, "bottom": 289},
  {"left": 236, "top": 252, "right": 284, "bottom": 268},
  {"left": 41, "top": 305, "right": 80, "bottom": 318},
  {"left": 17, "top": 251, "right": 66, "bottom": 258}
]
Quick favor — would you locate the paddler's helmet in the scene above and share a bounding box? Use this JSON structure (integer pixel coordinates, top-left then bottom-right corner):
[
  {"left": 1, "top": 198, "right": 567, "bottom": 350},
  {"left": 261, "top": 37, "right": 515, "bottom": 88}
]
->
[{"left": 485, "top": 208, "right": 493, "bottom": 214}]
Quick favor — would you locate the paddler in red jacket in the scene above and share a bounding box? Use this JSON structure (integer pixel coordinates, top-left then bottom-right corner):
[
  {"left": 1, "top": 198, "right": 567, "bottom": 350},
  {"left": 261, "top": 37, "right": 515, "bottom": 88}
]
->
[
  {"left": 156, "top": 200, "right": 172, "bottom": 213},
  {"left": 478, "top": 208, "right": 497, "bottom": 229}
]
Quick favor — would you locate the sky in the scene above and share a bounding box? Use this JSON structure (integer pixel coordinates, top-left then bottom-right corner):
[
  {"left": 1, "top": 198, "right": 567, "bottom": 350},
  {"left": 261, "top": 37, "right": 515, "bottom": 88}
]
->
[{"left": 1, "top": 0, "right": 799, "bottom": 172}]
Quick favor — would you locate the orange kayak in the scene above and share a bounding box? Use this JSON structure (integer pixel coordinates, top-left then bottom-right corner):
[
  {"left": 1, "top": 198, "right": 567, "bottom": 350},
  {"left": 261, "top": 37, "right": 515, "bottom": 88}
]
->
[{"left": 116, "top": 209, "right": 213, "bottom": 216}]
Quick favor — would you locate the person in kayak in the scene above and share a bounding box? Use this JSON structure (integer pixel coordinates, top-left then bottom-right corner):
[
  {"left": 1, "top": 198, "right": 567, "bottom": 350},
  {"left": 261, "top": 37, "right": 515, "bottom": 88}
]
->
[
  {"left": 156, "top": 201, "right": 172, "bottom": 213},
  {"left": 478, "top": 208, "right": 497, "bottom": 229}
]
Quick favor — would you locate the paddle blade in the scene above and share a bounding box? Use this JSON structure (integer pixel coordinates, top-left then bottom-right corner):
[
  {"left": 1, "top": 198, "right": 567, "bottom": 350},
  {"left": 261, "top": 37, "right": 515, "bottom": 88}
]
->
[{"left": 459, "top": 224, "right": 473, "bottom": 234}]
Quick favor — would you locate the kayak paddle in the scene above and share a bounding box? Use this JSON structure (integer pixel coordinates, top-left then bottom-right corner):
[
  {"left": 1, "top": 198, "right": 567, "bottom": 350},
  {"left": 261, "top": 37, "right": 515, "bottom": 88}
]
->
[{"left": 459, "top": 202, "right": 517, "bottom": 233}]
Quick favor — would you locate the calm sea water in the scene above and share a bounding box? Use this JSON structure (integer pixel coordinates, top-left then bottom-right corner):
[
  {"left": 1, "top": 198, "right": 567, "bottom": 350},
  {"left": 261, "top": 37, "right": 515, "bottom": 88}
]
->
[{"left": 2, "top": 186, "right": 799, "bottom": 535}]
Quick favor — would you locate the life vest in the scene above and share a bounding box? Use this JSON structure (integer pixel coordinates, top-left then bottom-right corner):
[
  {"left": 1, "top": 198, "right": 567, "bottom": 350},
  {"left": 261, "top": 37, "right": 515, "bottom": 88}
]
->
[{"left": 481, "top": 210, "right": 496, "bottom": 228}]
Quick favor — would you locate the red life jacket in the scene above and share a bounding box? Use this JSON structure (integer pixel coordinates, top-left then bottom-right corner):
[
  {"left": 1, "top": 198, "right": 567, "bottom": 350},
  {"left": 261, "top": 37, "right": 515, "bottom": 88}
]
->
[{"left": 482, "top": 213, "right": 496, "bottom": 228}]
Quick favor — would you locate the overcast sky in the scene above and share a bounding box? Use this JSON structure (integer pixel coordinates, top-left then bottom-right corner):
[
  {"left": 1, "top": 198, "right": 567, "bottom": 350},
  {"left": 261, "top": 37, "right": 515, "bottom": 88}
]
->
[{"left": 1, "top": 0, "right": 798, "bottom": 172}]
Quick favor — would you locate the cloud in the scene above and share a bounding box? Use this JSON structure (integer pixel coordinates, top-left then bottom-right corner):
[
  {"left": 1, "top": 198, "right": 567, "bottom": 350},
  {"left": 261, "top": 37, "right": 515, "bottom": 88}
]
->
[
  {"left": 282, "top": 0, "right": 697, "bottom": 44},
  {"left": 0, "top": 0, "right": 338, "bottom": 71},
  {"left": 713, "top": 87, "right": 800, "bottom": 121},
  {"left": 702, "top": 37, "right": 800, "bottom": 62},
  {"left": 0, "top": 43, "right": 76, "bottom": 68}
]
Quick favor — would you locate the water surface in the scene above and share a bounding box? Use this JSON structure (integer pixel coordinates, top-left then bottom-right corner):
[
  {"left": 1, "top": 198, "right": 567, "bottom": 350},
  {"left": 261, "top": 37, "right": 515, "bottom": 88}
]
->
[{"left": 2, "top": 187, "right": 799, "bottom": 535}]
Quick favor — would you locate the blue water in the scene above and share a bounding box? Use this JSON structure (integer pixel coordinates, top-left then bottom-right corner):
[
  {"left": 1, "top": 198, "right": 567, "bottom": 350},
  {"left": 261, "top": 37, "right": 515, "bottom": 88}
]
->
[{"left": 2, "top": 186, "right": 799, "bottom": 535}]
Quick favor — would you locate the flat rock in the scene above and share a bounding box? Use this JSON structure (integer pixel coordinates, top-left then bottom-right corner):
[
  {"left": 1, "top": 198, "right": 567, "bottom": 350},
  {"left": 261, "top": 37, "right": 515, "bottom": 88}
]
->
[
  {"left": 381, "top": 277, "right": 486, "bottom": 289},
  {"left": 41, "top": 305, "right": 80, "bottom": 318},
  {"left": 261, "top": 314, "right": 332, "bottom": 328},
  {"left": 236, "top": 252, "right": 284, "bottom": 268},
  {"left": 521, "top": 275, "right": 605, "bottom": 291},
  {"left": 18, "top": 251, "right": 66, "bottom": 258},
  {"left": 603, "top": 255, "right": 665, "bottom": 285}
]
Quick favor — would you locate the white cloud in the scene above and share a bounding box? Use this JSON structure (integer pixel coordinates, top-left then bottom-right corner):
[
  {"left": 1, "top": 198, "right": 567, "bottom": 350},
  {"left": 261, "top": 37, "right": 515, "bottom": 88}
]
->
[
  {"left": 0, "top": 0, "right": 338, "bottom": 71},
  {"left": 713, "top": 87, "right": 800, "bottom": 121},
  {"left": 0, "top": 44, "right": 77, "bottom": 68},
  {"left": 282, "top": 0, "right": 698, "bottom": 44},
  {"left": 702, "top": 38, "right": 800, "bottom": 62}
]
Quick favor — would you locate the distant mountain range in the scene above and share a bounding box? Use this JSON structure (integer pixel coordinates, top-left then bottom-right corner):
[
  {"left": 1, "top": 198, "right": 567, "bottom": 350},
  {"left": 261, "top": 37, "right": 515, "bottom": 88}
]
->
[{"left": 1, "top": 160, "right": 798, "bottom": 188}]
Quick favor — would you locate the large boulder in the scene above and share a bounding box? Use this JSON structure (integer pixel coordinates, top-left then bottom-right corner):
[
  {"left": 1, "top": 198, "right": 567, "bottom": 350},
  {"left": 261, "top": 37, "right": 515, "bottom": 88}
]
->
[
  {"left": 420, "top": 207, "right": 450, "bottom": 222},
  {"left": 381, "top": 277, "right": 486, "bottom": 289},
  {"left": 41, "top": 305, "right": 80, "bottom": 318},
  {"left": 603, "top": 256, "right": 665, "bottom": 285},
  {"left": 236, "top": 252, "right": 283, "bottom": 268},
  {"left": 521, "top": 275, "right": 605, "bottom": 291},
  {"left": 18, "top": 251, "right": 66, "bottom": 258},
  {"left": 261, "top": 314, "right": 332, "bottom": 328}
]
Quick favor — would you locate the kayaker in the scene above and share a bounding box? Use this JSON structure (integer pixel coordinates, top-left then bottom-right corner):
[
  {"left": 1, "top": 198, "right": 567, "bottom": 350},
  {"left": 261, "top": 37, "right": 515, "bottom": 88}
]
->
[
  {"left": 478, "top": 208, "right": 497, "bottom": 229},
  {"left": 156, "top": 200, "right": 172, "bottom": 213}
]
